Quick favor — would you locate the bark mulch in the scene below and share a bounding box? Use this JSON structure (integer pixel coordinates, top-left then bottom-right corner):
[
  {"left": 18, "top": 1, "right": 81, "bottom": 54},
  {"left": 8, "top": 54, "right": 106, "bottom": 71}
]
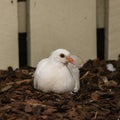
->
[{"left": 0, "top": 59, "right": 120, "bottom": 120}]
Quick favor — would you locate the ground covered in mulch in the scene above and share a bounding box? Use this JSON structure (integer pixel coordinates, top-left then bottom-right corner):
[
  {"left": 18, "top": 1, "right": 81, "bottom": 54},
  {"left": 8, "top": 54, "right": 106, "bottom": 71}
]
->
[{"left": 0, "top": 59, "right": 120, "bottom": 120}]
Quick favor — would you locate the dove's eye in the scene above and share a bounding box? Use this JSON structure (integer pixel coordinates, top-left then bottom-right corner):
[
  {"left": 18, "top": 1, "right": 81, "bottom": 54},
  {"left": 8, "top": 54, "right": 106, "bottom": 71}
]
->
[{"left": 60, "top": 53, "right": 65, "bottom": 58}]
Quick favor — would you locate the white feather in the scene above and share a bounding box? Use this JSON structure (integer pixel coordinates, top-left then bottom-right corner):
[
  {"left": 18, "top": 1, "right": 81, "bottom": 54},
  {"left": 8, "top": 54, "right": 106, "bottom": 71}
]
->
[{"left": 106, "top": 63, "right": 116, "bottom": 72}]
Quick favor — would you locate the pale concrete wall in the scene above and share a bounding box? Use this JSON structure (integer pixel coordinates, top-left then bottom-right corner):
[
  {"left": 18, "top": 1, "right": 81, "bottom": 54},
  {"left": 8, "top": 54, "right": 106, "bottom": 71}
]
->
[
  {"left": 28, "top": 0, "right": 96, "bottom": 67},
  {"left": 105, "top": 0, "right": 120, "bottom": 59},
  {"left": 0, "top": 0, "right": 18, "bottom": 69}
]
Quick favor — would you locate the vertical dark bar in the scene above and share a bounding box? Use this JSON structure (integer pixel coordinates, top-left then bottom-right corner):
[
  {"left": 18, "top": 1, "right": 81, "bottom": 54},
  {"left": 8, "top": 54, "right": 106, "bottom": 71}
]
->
[
  {"left": 18, "top": 33, "right": 27, "bottom": 67},
  {"left": 97, "top": 28, "right": 105, "bottom": 59},
  {"left": 18, "top": 0, "right": 27, "bottom": 67}
]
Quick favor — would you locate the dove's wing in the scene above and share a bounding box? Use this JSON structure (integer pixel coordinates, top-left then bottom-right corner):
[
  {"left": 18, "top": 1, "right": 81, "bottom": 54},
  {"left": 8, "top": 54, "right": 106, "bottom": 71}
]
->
[
  {"left": 34, "top": 58, "right": 48, "bottom": 89},
  {"left": 67, "top": 63, "right": 80, "bottom": 92}
]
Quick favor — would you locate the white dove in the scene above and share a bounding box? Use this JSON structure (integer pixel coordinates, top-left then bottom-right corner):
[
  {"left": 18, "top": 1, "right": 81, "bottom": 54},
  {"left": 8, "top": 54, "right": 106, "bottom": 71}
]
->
[{"left": 34, "top": 49, "right": 80, "bottom": 93}]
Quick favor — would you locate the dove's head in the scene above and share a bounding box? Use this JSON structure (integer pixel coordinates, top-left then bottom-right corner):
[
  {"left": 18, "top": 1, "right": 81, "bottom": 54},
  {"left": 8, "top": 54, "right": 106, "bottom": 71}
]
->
[{"left": 50, "top": 49, "right": 75, "bottom": 64}]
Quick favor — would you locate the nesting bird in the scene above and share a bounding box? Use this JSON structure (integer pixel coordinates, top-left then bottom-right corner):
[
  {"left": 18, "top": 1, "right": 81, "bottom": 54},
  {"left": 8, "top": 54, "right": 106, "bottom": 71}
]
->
[{"left": 34, "top": 49, "right": 80, "bottom": 93}]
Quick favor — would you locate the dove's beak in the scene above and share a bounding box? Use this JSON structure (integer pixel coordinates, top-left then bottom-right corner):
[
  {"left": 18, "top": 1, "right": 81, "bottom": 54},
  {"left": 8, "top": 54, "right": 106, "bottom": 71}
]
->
[{"left": 66, "top": 57, "right": 75, "bottom": 64}]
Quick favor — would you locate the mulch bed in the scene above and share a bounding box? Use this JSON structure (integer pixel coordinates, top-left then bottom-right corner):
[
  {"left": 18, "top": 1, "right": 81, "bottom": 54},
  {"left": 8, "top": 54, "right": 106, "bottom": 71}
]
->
[{"left": 0, "top": 59, "right": 120, "bottom": 120}]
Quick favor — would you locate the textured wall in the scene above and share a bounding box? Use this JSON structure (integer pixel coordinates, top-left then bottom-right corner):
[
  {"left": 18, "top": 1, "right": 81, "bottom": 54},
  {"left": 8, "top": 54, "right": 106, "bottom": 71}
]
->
[
  {"left": 0, "top": 0, "right": 18, "bottom": 69},
  {"left": 28, "top": 0, "right": 96, "bottom": 66}
]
